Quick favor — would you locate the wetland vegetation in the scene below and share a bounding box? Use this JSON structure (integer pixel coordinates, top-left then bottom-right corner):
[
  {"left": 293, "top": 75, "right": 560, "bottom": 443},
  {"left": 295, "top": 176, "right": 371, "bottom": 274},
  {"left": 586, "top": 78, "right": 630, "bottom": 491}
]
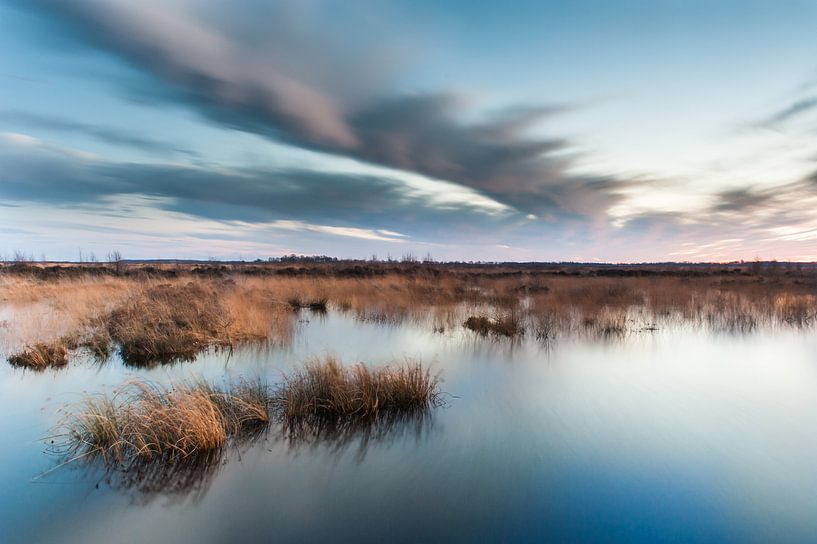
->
[
  {"left": 3, "top": 261, "right": 817, "bottom": 370},
  {"left": 4, "top": 260, "right": 817, "bottom": 542}
]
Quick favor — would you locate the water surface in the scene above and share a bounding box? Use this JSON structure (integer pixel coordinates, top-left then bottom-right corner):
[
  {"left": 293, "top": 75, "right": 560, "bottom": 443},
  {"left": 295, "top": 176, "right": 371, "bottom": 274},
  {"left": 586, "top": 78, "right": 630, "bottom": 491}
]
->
[{"left": 3, "top": 310, "right": 817, "bottom": 543}]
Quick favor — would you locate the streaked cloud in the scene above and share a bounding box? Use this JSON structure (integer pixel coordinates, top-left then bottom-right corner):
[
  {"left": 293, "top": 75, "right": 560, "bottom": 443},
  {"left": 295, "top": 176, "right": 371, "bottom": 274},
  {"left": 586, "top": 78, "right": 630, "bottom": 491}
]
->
[
  {"left": 0, "top": 110, "right": 198, "bottom": 157},
  {"left": 11, "top": 0, "right": 632, "bottom": 220},
  {"left": 764, "top": 96, "right": 817, "bottom": 127},
  {"left": 3, "top": 0, "right": 817, "bottom": 261}
]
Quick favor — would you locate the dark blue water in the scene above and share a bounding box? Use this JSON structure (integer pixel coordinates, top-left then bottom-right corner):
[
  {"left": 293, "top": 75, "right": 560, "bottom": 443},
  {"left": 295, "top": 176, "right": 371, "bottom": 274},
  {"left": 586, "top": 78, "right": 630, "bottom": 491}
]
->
[{"left": 3, "top": 311, "right": 817, "bottom": 543}]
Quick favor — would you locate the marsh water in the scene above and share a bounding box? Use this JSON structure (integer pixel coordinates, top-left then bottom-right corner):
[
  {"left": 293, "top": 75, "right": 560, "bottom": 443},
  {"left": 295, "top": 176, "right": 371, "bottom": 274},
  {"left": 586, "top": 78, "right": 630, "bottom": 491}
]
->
[{"left": 4, "top": 309, "right": 817, "bottom": 543}]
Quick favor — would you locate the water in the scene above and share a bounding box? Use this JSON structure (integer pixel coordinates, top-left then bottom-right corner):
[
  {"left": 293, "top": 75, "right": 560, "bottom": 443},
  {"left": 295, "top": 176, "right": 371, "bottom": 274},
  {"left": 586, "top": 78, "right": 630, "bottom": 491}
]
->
[{"left": 3, "top": 310, "right": 817, "bottom": 543}]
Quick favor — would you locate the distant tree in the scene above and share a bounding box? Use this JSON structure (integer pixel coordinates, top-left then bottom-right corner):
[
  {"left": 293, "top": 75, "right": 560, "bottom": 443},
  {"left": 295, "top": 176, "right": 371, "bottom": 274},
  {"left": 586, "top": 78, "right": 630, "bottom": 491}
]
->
[{"left": 107, "top": 250, "right": 123, "bottom": 273}]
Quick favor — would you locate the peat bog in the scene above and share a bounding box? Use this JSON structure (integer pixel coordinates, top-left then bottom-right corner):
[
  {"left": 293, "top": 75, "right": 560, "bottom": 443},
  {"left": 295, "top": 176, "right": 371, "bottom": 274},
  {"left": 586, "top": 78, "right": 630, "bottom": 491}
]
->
[{"left": 4, "top": 261, "right": 817, "bottom": 543}]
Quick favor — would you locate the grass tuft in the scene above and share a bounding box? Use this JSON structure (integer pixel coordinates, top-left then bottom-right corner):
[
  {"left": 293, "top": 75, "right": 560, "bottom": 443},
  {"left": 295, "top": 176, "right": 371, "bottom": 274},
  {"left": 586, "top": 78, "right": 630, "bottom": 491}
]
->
[
  {"left": 8, "top": 341, "right": 69, "bottom": 369},
  {"left": 274, "top": 357, "right": 441, "bottom": 422},
  {"left": 64, "top": 379, "right": 270, "bottom": 464}
]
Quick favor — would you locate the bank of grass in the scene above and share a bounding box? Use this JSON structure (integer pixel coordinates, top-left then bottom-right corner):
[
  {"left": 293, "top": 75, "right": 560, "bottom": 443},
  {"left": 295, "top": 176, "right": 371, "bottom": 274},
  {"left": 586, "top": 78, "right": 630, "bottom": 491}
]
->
[
  {"left": 107, "top": 282, "right": 235, "bottom": 364},
  {"left": 109, "top": 280, "right": 293, "bottom": 365},
  {"left": 4, "top": 278, "right": 294, "bottom": 367},
  {"left": 6, "top": 269, "right": 817, "bottom": 366}
]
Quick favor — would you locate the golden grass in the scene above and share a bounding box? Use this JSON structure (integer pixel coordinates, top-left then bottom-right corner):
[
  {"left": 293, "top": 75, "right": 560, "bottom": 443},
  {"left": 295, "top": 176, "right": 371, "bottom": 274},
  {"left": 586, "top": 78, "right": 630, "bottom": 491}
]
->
[
  {"left": 106, "top": 279, "right": 293, "bottom": 365},
  {"left": 5, "top": 268, "right": 817, "bottom": 364},
  {"left": 274, "top": 357, "right": 441, "bottom": 421},
  {"left": 2, "top": 276, "right": 294, "bottom": 366},
  {"left": 65, "top": 379, "right": 270, "bottom": 464},
  {"left": 107, "top": 282, "right": 235, "bottom": 364},
  {"left": 61, "top": 358, "right": 440, "bottom": 476},
  {"left": 8, "top": 341, "right": 69, "bottom": 369}
]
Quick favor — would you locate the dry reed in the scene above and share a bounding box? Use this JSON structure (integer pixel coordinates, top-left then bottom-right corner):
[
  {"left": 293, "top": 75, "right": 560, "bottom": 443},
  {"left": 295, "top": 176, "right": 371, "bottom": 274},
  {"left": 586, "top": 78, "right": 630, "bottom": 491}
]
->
[
  {"left": 64, "top": 379, "right": 270, "bottom": 465},
  {"left": 274, "top": 357, "right": 441, "bottom": 422},
  {"left": 6, "top": 269, "right": 817, "bottom": 364},
  {"left": 8, "top": 341, "right": 69, "bottom": 369}
]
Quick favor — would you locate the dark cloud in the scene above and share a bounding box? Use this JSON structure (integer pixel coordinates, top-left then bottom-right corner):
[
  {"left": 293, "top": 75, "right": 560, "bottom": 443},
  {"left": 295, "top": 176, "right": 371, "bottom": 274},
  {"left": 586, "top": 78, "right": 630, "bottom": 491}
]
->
[
  {"left": 0, "top": 110, "right": 198, "bottom": 157},
  {"left": 0, "top": 137, "right": 528, "bottom": 241},
  {"left": 711, "top": 189, "right": 771, "bottom": 213},
  {"left": 10, "top": 0, "right": 629, "bottom": 220},
  {"left": 709, "top": 178, "right": 817, "bottom": 229}
]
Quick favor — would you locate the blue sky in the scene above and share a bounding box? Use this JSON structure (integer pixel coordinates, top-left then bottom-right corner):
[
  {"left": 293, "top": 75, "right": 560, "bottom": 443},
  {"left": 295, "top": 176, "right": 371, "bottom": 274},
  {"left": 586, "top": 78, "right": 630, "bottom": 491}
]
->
[{"left": 2, "top": 0, "right": 817, "bottom": 261}]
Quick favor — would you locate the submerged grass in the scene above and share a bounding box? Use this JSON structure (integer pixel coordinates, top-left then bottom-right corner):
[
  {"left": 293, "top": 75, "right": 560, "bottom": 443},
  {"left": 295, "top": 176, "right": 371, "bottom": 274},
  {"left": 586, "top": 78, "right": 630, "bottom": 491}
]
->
[
  {"left": 287, "top": 296, "right": 329, "bottom": 312},
  {"left": 463, "top": 313, "right": 524, "bottom": 337}
]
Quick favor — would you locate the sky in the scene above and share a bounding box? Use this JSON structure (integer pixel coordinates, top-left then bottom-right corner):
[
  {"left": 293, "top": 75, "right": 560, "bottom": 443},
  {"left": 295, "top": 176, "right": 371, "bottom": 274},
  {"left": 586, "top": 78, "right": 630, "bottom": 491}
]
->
[{"left": 2, "top": 0, "right": 817, "bottom": 262}]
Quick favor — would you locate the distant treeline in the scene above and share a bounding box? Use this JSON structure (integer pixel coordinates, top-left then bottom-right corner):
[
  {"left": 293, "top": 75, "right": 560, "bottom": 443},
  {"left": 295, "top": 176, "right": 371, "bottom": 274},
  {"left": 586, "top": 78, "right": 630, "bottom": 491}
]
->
[{"left": 2, "top": 258, "right": 817, "bottom": 281}]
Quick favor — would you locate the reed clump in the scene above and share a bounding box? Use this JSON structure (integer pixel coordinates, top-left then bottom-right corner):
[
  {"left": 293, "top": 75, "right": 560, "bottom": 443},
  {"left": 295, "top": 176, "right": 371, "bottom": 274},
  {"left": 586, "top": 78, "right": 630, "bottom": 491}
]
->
[
  {"left": 275, "top": 357, "right": 441, "bottom": 421},
  {"left": 60, "top": 359, "right": 441, "bottom": 477},
  {"left": 65, "top": 379, "right": 270, "bottom": 465},
  {"left": 8, "top": 341, "right": 69, "bottom": 369}
]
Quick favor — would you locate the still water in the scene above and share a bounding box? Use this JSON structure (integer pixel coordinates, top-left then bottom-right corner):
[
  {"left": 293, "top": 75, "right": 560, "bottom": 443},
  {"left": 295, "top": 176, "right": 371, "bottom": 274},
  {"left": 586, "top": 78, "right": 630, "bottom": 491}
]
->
[{"left": 3, "top": 310, "right": 817, "bottom": 543}]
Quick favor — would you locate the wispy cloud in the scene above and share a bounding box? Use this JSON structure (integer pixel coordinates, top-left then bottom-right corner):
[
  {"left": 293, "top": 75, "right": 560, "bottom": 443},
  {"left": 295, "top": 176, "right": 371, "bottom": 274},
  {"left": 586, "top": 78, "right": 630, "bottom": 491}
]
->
[
  {"left": 763, "top": 96, "right": 817, "bottom": 127},
  {"left": 0, "top": 110, "right": 199, "bottom": 157},
  {"left": 0, "top": 133, "right": 518, "bottom": 239},
  {"left": 13, "top": 0, "right": 631, "bottom": 221},
  {"left": 258, "top": 220, "right": 408, "bottom": 242}
]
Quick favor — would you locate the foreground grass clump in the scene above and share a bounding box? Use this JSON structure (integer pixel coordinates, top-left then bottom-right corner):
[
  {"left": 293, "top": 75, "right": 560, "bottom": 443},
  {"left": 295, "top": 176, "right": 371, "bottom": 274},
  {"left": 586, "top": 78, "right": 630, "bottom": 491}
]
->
[
  {"left": 65, "top": 379, "right": 270, "bottom": 464},
  {"left": 8, "top": 341, "right": 69, "bottom": 369},
  {"left": 275, "top": 357, "right": 441, "bottom": 421},
  {"left": 463, "top": 314, "right": 523, "bottom": 337}
]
